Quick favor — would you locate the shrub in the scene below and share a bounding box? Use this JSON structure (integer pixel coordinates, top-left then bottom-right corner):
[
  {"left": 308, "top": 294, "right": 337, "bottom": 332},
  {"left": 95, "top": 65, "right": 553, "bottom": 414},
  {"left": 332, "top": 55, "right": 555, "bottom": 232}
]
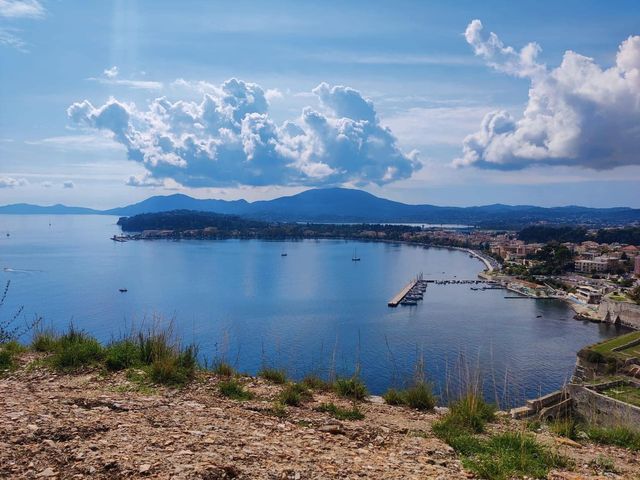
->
[
  {"left": 383, "top": 383, "right": 436, "bottom": 411},
  {"left": 278, "top": 383, "right": 311, "bottom": 406},
  {"left": 105, "top": 339, "right": 141, "bottom": 371},
  {"left": 259, "top": 367, "right": 287, "bottom": 384},
  {"left": 219, "top": 379, "right": 254, "bottom": 400},
  {"left": 334, "top": 377, "right": 367, "bottom": 401},
  {"left": 315, "top": 402, "right": 364, "bottom": 421},
  {"left": 51, "top": 327, "right": 103, "bottom": 370},
  {"left": 212, "top": 361, "right": 235, "bottom": 377},
  {"left": 585, "top": 350, "right": 605, "bottom": 364}
]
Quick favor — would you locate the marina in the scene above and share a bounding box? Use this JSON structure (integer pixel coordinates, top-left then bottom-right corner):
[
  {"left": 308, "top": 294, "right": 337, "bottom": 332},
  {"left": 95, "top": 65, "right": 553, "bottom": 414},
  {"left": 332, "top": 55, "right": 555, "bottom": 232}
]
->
[{"left": 388, "top": 274, "right": 428, "bottom": 307}]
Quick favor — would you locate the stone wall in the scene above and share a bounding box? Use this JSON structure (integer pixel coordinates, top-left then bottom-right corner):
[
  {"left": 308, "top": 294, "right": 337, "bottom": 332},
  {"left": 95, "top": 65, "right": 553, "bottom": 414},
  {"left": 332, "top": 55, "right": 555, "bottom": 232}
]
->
[
  {"left": 567, "top": 383, "right": 640, "bottom": 432},
  {"left": 597, "top": 299, "right": 640, "bottom": 329}
]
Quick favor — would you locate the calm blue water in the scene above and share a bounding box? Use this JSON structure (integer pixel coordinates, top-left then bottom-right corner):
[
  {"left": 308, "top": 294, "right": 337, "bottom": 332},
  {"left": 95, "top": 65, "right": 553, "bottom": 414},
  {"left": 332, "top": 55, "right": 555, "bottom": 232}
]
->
[{"left": 0, "top": 215, "right": 626, "bottom": 406}]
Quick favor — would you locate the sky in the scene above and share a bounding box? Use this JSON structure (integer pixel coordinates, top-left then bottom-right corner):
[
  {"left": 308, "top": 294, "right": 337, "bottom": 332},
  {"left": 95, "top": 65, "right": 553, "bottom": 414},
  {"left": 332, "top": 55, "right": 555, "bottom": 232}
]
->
[{"left": 1, "top": 0, "right": 639, "bottom": 208}]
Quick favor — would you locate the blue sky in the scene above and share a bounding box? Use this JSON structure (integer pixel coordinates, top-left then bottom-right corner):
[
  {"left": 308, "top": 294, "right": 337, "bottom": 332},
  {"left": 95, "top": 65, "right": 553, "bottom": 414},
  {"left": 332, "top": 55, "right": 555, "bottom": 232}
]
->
[{"left": 1, "top": 0, "right": 639, "bottom": 208}]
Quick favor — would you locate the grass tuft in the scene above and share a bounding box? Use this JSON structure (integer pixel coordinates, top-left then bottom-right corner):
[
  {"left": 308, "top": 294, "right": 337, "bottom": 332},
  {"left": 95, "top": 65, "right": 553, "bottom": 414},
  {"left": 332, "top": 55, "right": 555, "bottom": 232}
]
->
[
  {"left": 212, "top": 361, "right": 235, "bottom": 377},
  {"left": 259, "top": 367, "right": 287, "bottom": 384},
  {"left": 461, "top": 432, "right": 569, "bottom": 480},
  {"left": 218, "top": 379, "right": 254, "bottom": 401},
  {"left": 301, "top": 374, "right": 330, "bottom": 391},
  {"left": 586, "top": 425, "right": 640, "bottom": 451},
  {"left": 315, "top": 402, "right": 365, "bottom": 421},
  {"left": 334, "top": 377, "right": 367, "bottom": 401},
  {"left": 278, "top": 382, "right": 312, "bottom": 406},
  {"left": 50, "top": 326, "right": 103, "bottom": 370},
  {"left": 383, "top": 382, "right": 436, "bottom": 411},
  {"left": 31, "top": 328, "right": 59, "bottom": 352},
  {"left": 104, "top": 339, "right": 140, "bottom": 371}
]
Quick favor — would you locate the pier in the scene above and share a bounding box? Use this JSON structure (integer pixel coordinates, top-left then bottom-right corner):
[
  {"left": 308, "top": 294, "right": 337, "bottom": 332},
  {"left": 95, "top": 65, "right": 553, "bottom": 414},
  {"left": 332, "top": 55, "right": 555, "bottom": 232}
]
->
[
  {"left": 388, "top": 280, "right": 418, "bottom": 307},
  {"left": 388, "top": 274, "right": 428, "bottom": 307}
]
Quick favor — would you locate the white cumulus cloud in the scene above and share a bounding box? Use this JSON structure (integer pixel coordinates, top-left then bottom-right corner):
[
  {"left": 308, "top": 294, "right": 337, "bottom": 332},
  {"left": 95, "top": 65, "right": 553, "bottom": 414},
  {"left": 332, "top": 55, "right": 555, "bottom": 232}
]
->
[
  {"left": 456, "top": 20, "right": 640, "bottom": 171},
  {"left": 68, "top": 78, "right": 421, "bottom": 188},
  {"left": 0, "top": 176, "right": 27, "bottom": 188}
]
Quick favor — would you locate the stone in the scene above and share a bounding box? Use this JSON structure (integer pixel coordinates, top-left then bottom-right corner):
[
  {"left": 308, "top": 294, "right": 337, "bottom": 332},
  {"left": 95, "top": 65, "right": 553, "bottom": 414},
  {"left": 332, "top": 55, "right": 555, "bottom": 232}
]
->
[
  {"left": 139, "top": 464, "right": 151, "bottom": 473},
  {"left": 318, "top": 424, "right": 343, "bottom": 435},
  {"left": 36, "top": 467, "right": 56, "bottom": 477}
]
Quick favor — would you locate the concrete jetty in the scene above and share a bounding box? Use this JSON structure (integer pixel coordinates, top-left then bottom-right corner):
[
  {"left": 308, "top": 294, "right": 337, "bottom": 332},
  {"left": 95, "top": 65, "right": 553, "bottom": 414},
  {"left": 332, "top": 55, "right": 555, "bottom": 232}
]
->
[{"left": 388, "top": 279, "right": 419, "bottom": 307}]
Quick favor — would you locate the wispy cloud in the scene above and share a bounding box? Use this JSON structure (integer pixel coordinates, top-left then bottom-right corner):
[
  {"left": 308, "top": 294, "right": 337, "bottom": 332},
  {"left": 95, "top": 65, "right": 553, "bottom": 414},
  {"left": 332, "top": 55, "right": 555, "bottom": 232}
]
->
[
  {"left": 0, "top": 0, "right": 45, "bottom": 51},
  {"left": 304, "top": 51, "right": 478, "bottom": 66},
  {"left": 88, "top": 66, "right": 163, "bottom": 90},
  {"left": 0, "top": 0, "right": 44, "bottom": 19},
  {"left": 25, "top": 134, "right": 125, "bottom": 152}
]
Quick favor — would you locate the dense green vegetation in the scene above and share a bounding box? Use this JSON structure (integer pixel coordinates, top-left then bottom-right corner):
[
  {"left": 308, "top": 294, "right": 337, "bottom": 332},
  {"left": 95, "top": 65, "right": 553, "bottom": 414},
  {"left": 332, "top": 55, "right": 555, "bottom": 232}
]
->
[
  {"left": 518, "top": 225, "right": 640, "bottom": 245},
  {"left": 527, "top": 244, "right": 574, "bottom": 275},
  {"left": 117, "top": 209, "right": 420, "bottom": 240}
]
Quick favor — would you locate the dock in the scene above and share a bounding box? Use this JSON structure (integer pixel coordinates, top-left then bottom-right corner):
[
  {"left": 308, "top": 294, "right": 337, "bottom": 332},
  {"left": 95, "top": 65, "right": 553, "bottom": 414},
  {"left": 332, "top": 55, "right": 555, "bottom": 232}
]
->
[{"left": 388, "top": 280, "right": 418, "bottom": 307}]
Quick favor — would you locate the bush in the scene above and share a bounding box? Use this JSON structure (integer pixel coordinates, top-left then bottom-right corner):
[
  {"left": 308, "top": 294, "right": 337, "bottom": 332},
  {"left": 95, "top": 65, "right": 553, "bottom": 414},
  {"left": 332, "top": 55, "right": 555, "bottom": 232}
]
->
[
  {"left": 315, "top": 402, "right": 364, "bottom": 421},
  {"left": 219, "top": 379, "right": 254, "bottom": 400},
  {"left": 105, "top": 339, "right": 141, "bottom": 371},
  {"left": 383, "top": 383, "right": 436, "bottom": 411},
  {"left": 259, "top": 367, "right": 287, "bottom": 384},
  {"left": 278, "top": 383, "right": 311, "bottom": 406},
  {"left": 51, "top": 327, "right": 103, "bottom": 370},
  {"left": 334, "top": 377, "right": 367, "bottom": 401},
  {"left": 585, "top": 350, "right": 605, "bottom": 364}
]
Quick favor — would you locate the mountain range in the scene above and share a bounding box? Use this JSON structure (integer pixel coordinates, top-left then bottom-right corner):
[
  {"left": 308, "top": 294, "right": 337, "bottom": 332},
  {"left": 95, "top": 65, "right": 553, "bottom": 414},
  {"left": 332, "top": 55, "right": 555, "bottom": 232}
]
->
[{"left": 1, "top": 188, "right": 639, "bottom": 227}]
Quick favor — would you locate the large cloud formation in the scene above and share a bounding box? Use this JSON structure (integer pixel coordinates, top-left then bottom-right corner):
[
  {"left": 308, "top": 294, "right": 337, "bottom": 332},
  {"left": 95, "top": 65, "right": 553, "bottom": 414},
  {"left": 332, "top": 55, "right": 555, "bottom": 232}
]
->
[
  {"left": 456, "top": 20, "right": 640, "bottom": 170},
  {"left": 67, "top": 79, "right": 420, "bottom": 187}
]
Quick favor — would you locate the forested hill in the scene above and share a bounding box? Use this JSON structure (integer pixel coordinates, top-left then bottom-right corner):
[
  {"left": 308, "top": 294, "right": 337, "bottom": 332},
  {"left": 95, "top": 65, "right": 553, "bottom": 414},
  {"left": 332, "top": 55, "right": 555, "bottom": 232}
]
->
[{"left": 4, "top": 188, "right": 640, "bottom": 227}]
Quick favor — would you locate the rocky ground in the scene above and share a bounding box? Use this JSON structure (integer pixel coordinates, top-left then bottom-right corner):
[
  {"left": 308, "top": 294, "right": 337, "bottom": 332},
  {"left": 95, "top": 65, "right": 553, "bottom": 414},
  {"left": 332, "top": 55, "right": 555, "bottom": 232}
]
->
[{"left": 1, "top": 353, "right": 639, "bottom": 479}]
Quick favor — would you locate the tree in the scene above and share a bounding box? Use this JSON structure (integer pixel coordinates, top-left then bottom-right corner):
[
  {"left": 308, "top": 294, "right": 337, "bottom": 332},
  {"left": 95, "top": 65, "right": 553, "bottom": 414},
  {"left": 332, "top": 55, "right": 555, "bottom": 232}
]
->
[{"left": 629, "top": 285, "right": 640, "bottom": 305}]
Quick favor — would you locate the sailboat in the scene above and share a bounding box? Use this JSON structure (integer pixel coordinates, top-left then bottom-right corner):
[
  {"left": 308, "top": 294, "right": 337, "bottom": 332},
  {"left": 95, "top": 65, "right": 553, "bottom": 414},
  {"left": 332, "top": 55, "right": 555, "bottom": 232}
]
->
[{"left": 351, "top": 248, "right": 361, "bottom": 261}]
